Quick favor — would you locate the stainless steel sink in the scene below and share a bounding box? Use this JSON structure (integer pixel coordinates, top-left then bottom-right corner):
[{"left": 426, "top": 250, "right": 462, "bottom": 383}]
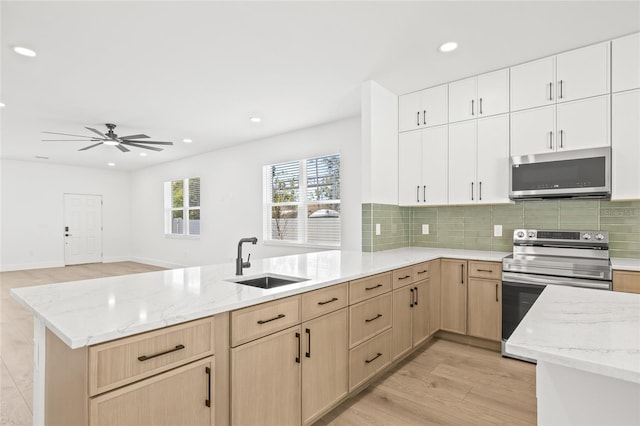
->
[{"left": 228, "top": 274, "right": 308, "bottom": 289}]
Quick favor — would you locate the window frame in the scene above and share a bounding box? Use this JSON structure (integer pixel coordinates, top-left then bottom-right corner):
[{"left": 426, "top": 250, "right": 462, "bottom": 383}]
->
[{"left": 164, "top": 177, "right": 200, "bottom": 237}]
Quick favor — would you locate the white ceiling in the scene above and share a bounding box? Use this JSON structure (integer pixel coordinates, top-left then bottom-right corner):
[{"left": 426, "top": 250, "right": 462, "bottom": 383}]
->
[{"left": 1, "top": 1, "right": 639, "bottom": 171}]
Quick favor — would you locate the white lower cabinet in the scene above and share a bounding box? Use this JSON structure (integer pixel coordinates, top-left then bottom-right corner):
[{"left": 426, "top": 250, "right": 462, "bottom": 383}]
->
[
  {"left": 448, "top": 114, "right": 510, "bottom": 205},
  {"left": 612, "top": 89, "right": 640, "bottom": 200}
]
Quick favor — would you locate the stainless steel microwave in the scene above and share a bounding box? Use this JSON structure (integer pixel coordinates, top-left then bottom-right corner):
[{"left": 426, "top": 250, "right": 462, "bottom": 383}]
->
[{"left": 509, "top": 147, "right": 611, "bottom": 200}]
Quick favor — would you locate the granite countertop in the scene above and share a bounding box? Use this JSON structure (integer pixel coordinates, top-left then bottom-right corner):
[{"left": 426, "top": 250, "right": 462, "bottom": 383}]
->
[
  {"left": 11, "top": 248, "right": 508, "bottom": 349},
  {"left": 506, "top": 285, "right": 640, "bottom": 384}
]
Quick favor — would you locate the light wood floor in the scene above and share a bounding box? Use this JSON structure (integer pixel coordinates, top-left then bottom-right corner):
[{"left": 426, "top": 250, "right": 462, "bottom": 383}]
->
[
  {"left": 0, "top": 262, "right": 165, "bottom": 426},
  {"left": 1, "top": 262, "right": 536, "bottom": 426}
]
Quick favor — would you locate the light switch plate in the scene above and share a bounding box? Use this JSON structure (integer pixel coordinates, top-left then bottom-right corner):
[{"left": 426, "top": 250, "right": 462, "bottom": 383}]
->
[
  {"left": 375, "top": 223, "right": 381, "bottom": 235},
  {"left": 494, "top": 225, "right": 503, "bottom": 237},
  {"left": 422, "top": 224, "right": 429, "bottom": 235}
]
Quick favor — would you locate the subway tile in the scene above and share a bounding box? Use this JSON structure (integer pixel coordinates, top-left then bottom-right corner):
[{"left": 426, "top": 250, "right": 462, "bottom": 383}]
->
[{"left": 609, "top": 249, "right": 640, "bottom": 259}]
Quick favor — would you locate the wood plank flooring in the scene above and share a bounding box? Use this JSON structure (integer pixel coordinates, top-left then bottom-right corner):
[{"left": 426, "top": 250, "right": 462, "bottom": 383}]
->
[{"left": 1, "top": 262, "right": 536, "bottom": 426}]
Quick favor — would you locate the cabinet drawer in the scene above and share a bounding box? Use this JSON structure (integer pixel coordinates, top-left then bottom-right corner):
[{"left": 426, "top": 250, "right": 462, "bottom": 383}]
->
[
  {"left": 413, "top": 261, "right": 431, "bottom": 281},
  {"left": 301, "top": 283, "right": 348, "bottom": 321},
  {"left": 88, "top": 317, "right": 214, "bottom": 396},
  {"left": 468, "top": 261, "right": 501, "bottom": 280},
  {"left": 349, "top": 272, "right": 392, "bottom": 304},
  {"left": 393, "top": 266, "right": 416, "bottom": 288},
  {"left": 349, "top": 329, "right": 392, "bottom": 391},
  {"left": 231, "top": 295, "right": 300, "bottom": 347},
  {"left": 349, "top": 293, "right": 392, "bottom": 348},
  {"left": 613, "top": 271, "right": 640, "bottom": 294}
]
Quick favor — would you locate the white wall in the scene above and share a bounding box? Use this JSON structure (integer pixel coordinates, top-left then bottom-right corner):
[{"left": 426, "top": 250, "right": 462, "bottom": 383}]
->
[
  {"left": 361, "top": 80, "right": 398, "bottom": 204},
  {"left": 130, "top": 117, "right": 361, "bottom": 268},
  {"left": 0, "top": 160, "right": 132, "bottom": 271}
]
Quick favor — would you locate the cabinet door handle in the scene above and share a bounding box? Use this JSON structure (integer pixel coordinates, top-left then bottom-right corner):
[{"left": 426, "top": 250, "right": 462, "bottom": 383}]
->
[
  {"left": 423, "top": 185, "right": 426, "bottom": 202},
  {"left": 477, "top": 269, "right": 493, "bottom": 273},
  {"left": 365, "top": 313, "right": 383, "bottom": 323},
  {"left": 417, "top": 269, "right": 428, "bottom": 275},
  {"left": 549, "top": 131, "right": 553, "bottom": 150},
  {"left": 479, "top": 98, "right": 483, "bottom": 115},
  {"left": 365, "top": 283, "right": 382, "bottom": 291},
  {"left": 305, "top": 328, "right": 311, "bottom": 358},
  {"left": 479, "top": 181, "right": 482, "bottom": 201},
  {"left": 559, "top": 129, "right": 564, "bottom": 148},
  {"left": 257, "top": 313, "right": 285, "bottom": 325},
  {"left": 417, "top": 185, "right": 420, "bottom": 203},
  {"left": 414, "top": 286, "right": 419, "bottom": 306},
  {"left": 460, "top": 264, "right": 464, "bottom": 284},
  {"left": 398, "top": 275, "right": 411, "bottom": 280},
  {"left": 471, "top": 99, "right": 475, "bottom": 116},
  {"left": 137, "top": 344, "right": 185, "bottom": 362},
  {"left": 295, "top": 332, "right": 301, "bottom": 363},
  {"left": 471, "top": 182, "right": 474, "bottom": 201},
  {"left": 548, "top": 82, "right": 553, "bottom": 100},
  {"left": 495, "top": 283, "right": 499, "bottom": 302},
  {"left": 365, "top": 352, "right": 382, "bottom": 364},
  {"left": 423, "top": 110, "right": 426, "bottom": 125},
  {"left": 318, "top": 297, "right": 338, "bottom": 306},
  {"left": 410, "top": 288, "right": 414, "bottom": 307},
  {"left": 417, "top": 111, "right": 420, "bottom": 126},
  {"left": 559, "top": 80, "right": 563, "bottom": 99},
  {"left": 205, "top": 366, "right": 212, "bottom": 408}
]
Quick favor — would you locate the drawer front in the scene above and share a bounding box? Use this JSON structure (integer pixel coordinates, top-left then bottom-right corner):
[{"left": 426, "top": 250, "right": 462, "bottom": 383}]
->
[
  {"left": 413, "top": 261, "right": 431, "bottom": 281},
  {"left": 392, "top": 266, "right": 416, "bottom": 288},
  {"left": 349, "top": 272, "right": 392, "bottom": 304},
  {"left": 468, "top": 260, "right": 501, "bottom": 280},
  {"left": 349, "top": 329, "right": 392, "bottom": 391},
  {"left": 349, "top": 293, "right": 392, "bottom": 348},
  {"left": 301, "top": 283, "right": 348, "bottom": 321},
  {"left": 89, "top": 317, "right": 214, "bottom": 396},
  {"left": 231, "top": 295, "right": 300, "bottom": 347}
]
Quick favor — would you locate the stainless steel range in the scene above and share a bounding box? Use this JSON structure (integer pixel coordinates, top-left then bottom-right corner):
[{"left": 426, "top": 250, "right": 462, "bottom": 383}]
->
[{"left": 501, "top": 228, "right": 612, "bottom": 361}]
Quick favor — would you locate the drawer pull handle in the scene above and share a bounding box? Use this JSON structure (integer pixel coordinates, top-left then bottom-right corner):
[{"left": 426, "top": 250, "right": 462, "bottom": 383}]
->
[
  {"left": 365, "top": 313, "right": 383, "bottom": 323},
  {"left": 414, "top": 286, "right": 419, "bottom": 306},
  {"left": 417, "top": 270, "right": 428, "bottom": 275},
  {"left": 410, "top": 288, "right": 414, "bottom": 308},
  {"left": 318, "top": 297, "right": 338, "bottom": 306},
  {"left": 398, "top": 275, "right": 411, "bottom": 280},
  {"left": 305, "top": 328, "right": 311, "bottom": 358},
  {"left": 365, "top": 284, "right": 383, "bottom": 291},
  {"left": 257, "top": 313, "right": 285, "bottom": 325},
  {"left": 477, "top": 269, "right": 493, "bottom": 273},
  {"left": 365, "top": 352, "right": 382, "bottom": 364},
  {"left": 295, "top": 332, "right": 301, "bottom": 363},
  {"left": 205, "top": 366, "right": 212, "bottom": 408},
  {"left": 137, "top": 344, "right": 185, "bottom": 362}
]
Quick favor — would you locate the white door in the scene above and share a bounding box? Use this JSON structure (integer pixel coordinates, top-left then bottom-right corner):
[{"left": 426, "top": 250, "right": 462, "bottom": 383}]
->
[
  {"left": 421, "top": 125, "right": 449, "bottom": 205},
  {"left": 510, "top": 56, "right": 556, "bottom": 112},
  {"left": 64, "top": 193, "right": 103, "bottom": 265},
  {"left": 421, "top": 84, "right": 448, "bottom": 127},
  {"left": 612, "top": 33, "right": 640, "bottom": 93},
  {"left": 556, "top": 95, "right": 610, "bottom": 151},
  {"left": 477, "top": 114, "right": 510, "bottom": 204},
  {"left": 510, "top": 105, "right": 556, "bottom": 156},
  {"left": 398, "top": 131, "right": 423, "bottom": 206},
  {"left": 398, "top": 91, "right": 422, "bottom": 132},
  {"left": 448, "top": 120, "right": 477, "bottom": 204},
  {"left": 448, "top": 77, "right": 477, "bottom": 123},
  {"left": 477, "top": 68, "right": 509, "bottom": 118},
  {"left": 556, "top": 42, "right": 610, "bottom": 103},
  {"left": 612, "top": 89, "right": 640, "bottom": 200}
]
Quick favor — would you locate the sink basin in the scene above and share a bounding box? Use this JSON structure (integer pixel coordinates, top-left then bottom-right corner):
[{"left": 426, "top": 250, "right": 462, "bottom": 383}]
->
[{"left": 228, "top": 274, "right": 309, "bottom": 289}]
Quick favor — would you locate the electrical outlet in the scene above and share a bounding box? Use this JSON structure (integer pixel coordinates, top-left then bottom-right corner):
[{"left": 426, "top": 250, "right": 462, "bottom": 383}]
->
[
  {"left": 422, "top": 224, "right": 429, "bottom": 235},
  {"left": 494, "top": 225, "right": 503, "bottom": 237},
  {"left": 375, "top": 223, "right": 381, "bottom": 235}
]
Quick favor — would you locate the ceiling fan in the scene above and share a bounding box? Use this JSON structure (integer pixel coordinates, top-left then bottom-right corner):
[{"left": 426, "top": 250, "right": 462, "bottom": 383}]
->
[{"left": 42, "top": 123, "right": 174, "bottom": 152}]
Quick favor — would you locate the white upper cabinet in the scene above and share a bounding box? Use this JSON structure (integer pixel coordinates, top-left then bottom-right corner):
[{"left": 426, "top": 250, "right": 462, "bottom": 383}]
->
[
  {"left": 398, "top": 85, "right": 447, "bottom": 132},
  {"left": 510, "top": 42, "right": 610, "bottom": 112},
  {"left": 611, "top": 89, "right": 640, "bottom": 200},
  {"left": 398, "top": 131, "right": 423, "bottom": 205},
  {"left": 510, "top": 105, "right": 556, "bottom": 157},
  {"left": 556, "top": 95, "right": 610, "bottom": 151},
  {"left": 449, "top": 69, "right": 509, "bottom": 123},
  {"left": 448, "top": 121, "right": 477, "bottom": 204},
  {"left": 612, "top": 33, "right": 640, "bottom": 93}
]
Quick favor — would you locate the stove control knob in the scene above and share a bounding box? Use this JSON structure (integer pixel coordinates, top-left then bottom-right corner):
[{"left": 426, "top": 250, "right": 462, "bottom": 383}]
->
[
  {"left": 527, "top": 231, "right": 536, "bottom": 238},
  {"left": 595, "top": 233, "right": 605, "bottom": 240},
  {"left": 582, "top": 233, "right": 592, "bottom": 240},
  {"left": 517, "top": 231, "right": 525, "bottom": 238}
]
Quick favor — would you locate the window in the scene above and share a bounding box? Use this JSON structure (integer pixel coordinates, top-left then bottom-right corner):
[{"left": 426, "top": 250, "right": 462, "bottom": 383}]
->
[
  {"left": 263, "top": 154, "right": 340, "bottom": 246},
  {"left": 164, "top": 177, "right": 200, "bottom": 236}
]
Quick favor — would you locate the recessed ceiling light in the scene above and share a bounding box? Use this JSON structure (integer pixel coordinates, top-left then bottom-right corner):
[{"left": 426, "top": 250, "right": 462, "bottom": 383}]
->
[
  {"left": 182, "top": 138, "right": 193, "bottom": 143},
  {"left": 13, "top": 46, "right": 37, "bottom": 57},
  {"left": 139, "top": 152, "right": 147, "bottom": 157},
  {"left": 0, "top": 102, "right": 5, "bottom": 108},
  {"left": 250, "top": 117, "right": 262, "bottom": 123},
  {"left": 107, "top": 162, "right": 115, "bottom": 167},
  {"left": 439, "top": 42, "right": 458, "bottom": 53},
  {"left": 103, "top": 140, "right": 119, "bottom": 146}
]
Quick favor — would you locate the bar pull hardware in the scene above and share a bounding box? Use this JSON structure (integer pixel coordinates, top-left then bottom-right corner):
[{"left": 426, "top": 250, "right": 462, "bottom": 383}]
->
[
  {"left": 423, "top": 185, "right": 426, "bottom": 202},
  {"left": 471, "top": 99, "right": 475, "bottom": 116},
  {"left": 305, "top": 328, "right": 311, "bottom": 358},
  {"left": 414, "top": 287, "right": 419, "bottom": 306},
  {"left": 477, "top": 269, "right": 493, "bottom": 273},
  {"left": 417, "top": 185, "right": 420, "bottom": 203},
  {"left": 205, "top": 366, "right": 212, "bottom": 408},
  {"left": 365, "top": 283, "right": 383, "bottom": 291},
  {"left": 423, "top": 110, "right": 426, "bottom": 125},
  {"left": 479, "top": 98, "right": 483, "bottom": 115},
  {"left": 559, "top": 80, "right": 563, "bottom": 99},
  {"left": 257, "top": 313, "right": 285, "bottom": 325},
  {"left": 365, "top": 313, "right": 383, "bottom": 323},
  {"left": 417, "top": 111, "right": 420, "bottom": 126},
  {"left": 410, "top": 288, "right": 414, "bottom": 307},
  {"left": 318, "top": 297, "right": 338, "bottom": 306},
  {"left": 137, "top": 344, "right": 185, "bottom": 362},
  {"left": 549, "top": 131, "right": 553, "bottom": 149},
  {"left": 398, "top": 275, "right": 411, "bottom": 280},
  {"left": 365, "top": 352, "right": 382, "bottom": 364},
  {"left": 479, "top": 181, "right": 482, "bottom": 201},
  {"left": 460, "top": 264, "right": 464, "bottom": 284},
  {"left": 548, "top": 82, "right": 553, "bottom": 100},
  {"left": 295, "top": 332, "right": 301, "bottom": 363},
  {"left": 417, "top": 269, "right": 428, "bottom": 275},
  {"left": 559, "top": 129, "right": 564, "bottom": 148},
  {"left": 495, "top": 284, "right": 499, "bottom": 302},
  {"left": 471, "top": 182, "right": 474, "bottom": 201}
]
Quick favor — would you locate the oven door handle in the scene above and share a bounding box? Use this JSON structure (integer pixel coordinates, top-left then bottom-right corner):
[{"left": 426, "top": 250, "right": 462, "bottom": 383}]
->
[{"left": 502, "top": 272, "right": 611, "bottom": 290}]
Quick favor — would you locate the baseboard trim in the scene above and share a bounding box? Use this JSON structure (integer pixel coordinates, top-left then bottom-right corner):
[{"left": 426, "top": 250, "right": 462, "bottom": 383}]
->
[
  {"left": 0, "top": 261, "right": 65, "bottom": 272},
  {"left": 436, "top": 330, "right": 501, "bottom": 352},
  {"left": 129, "top": 256, "right": 188, "bottom": 269}
]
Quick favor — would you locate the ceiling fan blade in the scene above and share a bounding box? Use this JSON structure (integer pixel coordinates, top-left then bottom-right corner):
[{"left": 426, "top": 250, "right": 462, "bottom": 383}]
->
[
  {"left": 120, "top": 134, "right": 149, "bottom": 140},
  {"left": 42, "top": 139, "right": 100, "bottom": 141},
  {"left": 121, "top": 141, "right": 163, "bottom": 151},
  {"left": 78, "top": 142, "right": 104, "bottom": 151},
  {"left": 122, "top": 140, "right": 173, "bottom": 145},
  {"left": 115, "top": 144, "right": 130, "bottom": 152},
  {"left": 42, "top": 131, "right": 96, "bottom": 138},
  {"left": 85, "top": 127, "right": 109, "bottom": 139}
]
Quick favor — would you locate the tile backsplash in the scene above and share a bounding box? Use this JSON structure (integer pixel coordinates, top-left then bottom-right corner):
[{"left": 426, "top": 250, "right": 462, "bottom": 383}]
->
[{"left": 362, "top": 200, "right": 640, "bottom": 258}]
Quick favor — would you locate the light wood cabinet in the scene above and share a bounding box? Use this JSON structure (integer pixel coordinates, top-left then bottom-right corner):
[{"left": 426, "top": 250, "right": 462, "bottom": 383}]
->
[
  {"left": 612, "top": 32, "right": 640, "bottom": 92},
  {"left": 467, "top": 278, "right": 501, "bottom": 342},
  {"left": 349, "top": 272, "right": 392, "bottom": 304},
  {"left": 349, "top": 329, "right": 392, "bottom": 391},
  {"left": 440, "top": 259, "right": 467, "bottom": 334},
  {"left": 399, "top": 85, "right": 448, "bottom": 132},
  {"left": 613, "top": 270, "right": 640, "bottom": 294},
  {"left": 427, "top": 260, "right": 441, "bottom": 336},
  {"left": 392, "top": 285, "right": 413, "bottom": 359},
  {"left": 301, "top": 283, "right": 348, "bottom": 322},
  {"left": 612, "top": 89, "right": 640, "bottom": 200},
  {"left": 230, "top": 295, "right": 300, "bottom": 347},
  {"left": 398, "top": 124, "right": 448, "bottom": 206},
  {"left": 89, "top": 357, "right": 213, "bottom": 426},
  {"left": 449, "top": 69, "right": 509, "bottom": 123},
  {"left": 392, "top": 265, "right": 415, "bottom": 289},
  {"left": 231, "top": 325, "right": 301, "bottom": 426},
  {"left": 349, "top": 293, "right": 392, "bottom": 348}
]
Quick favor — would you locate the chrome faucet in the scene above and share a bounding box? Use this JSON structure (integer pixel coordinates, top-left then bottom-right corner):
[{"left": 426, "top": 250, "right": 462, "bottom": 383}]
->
[{"left": 236, "top": 237, "right": 258, "bottom": 275}]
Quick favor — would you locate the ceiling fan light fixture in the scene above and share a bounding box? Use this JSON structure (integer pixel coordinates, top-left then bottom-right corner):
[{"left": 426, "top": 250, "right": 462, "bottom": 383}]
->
[
  {"left": 13, "top": 46, "right": 37, "bottom": 57},
  {"left": 103, "top": 140, "right": 120, "bottom": 146}
]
